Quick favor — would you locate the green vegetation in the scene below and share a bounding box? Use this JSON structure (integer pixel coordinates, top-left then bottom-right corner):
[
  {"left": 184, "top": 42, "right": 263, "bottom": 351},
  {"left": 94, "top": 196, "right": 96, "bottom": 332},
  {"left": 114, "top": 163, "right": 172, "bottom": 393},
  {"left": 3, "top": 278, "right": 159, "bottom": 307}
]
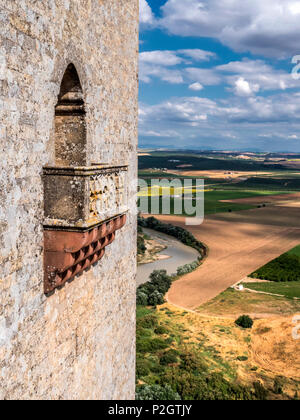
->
[
  {"left": 286, "top": 244, "right": 300, "bottom": 257},
  {"left": 203, "top": 189, "right": 268, "bottom": 214},
  {"left": 136, "top": 384, "right": 181, "bottom": 400},
  {"left": 176, "top": 261, "right": 199, "bottom": 276},
  {"left": 138, "top": 216, "right": 206, "bottom": 255},
  {"left": 137, "top": 270, "right": 172, "bottom": 307},
  {"left": 243, "top": 282, "right": 300, "bottom": 299},
  {"left": 250, "top": 252, "right": 300, "bottom": 282},
  {"left": 138, "top": 154, "right": 287, "bottom": 172},
  {"left": 138, "top": 151, "right": 300, "bottom": 216},
  {"left": 235, "top": 177, "right": 300, "bottom": 191},
  {"left": 197, "top": 288, "right": 300, "bottom": 317},
  {"left": 139, "top": 182, "right": 293, "bottom": 216},
  {"left": 137, "top": 234, "right": 146, "bottom": 257},
  {"left": 137, "top": 218, "right": 205, "bottom": 306},
  {"left": 136, "top": 306, "right": 265, "bottom": 400},
  {"left": 273, "top": 377, "right": 284, "bottom": 395},
  {"left": 235, "top": 315, "right": 254, "bottom": 329}
]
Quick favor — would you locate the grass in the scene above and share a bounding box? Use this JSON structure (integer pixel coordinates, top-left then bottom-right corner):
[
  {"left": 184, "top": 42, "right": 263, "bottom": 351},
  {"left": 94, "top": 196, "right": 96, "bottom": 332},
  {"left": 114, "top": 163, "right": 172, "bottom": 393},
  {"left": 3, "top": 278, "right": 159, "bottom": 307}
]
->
[
  {"left": 196, "top": 288, "right": 300, "bottom": 317},
  {"left": 136, "top": 302, "right": 300, "bottom": 400},
  {"left": 203, "top": 189, "right": 277, "bottom": 215},
  {"left": 243, "top": 282, "right": 300, "bottom": 299},
  {"left": 286, "top": 245, "right": 300, "bottom": 257},
  {"left": 136, "top": 304, "right": 257, "bottom": 400},
  {"left": 249, "top": 244, "right": 300, "bottom": 282},
  {"left": 138, "top": 186, "right": 293, "bottom": 216}
]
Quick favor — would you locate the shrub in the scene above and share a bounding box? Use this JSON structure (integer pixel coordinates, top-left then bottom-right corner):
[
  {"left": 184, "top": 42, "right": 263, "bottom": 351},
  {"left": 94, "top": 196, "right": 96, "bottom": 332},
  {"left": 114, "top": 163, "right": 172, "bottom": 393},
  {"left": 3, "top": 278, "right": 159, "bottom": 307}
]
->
[
  {"left": 176, "top": 261, "right": 199, "bottom": 276},
  {"left": 253, "top": 381, "right": 268, "bottom": 400},
  {"left": 162, "top": 370, "right": 253, "bottom": 400},
  {"left": 237, "top": 356, "right": 248, "bottom": 362},
  {"left": 235, "top": 315, "right": 254, "bottom": 329},
  {"left": 136, "top": 291, "right": 148, "bottom": 306},
  {"left": 148, "top": 290, "right": 165, "bottom": 306},
  {"left": 136, "top": 327, "right": 152, "bottom": 338},
  {"left": 154, "top": 325, "right": 168, "bottom": 335},
  {"left": 137, "top": 314, "right": 158, "bottom": 329},
  {"left": 136, "top": 358, "right": 150, "bottom": 377},
  {"left": 150, "top": 338, "right": 169, "bottom": 351},
  {"left": 137, "top": 269, "right": 173, "bottom": 307},
  {"left": 137, "top": 235, "right": 146, "bottom": 255},
  {"left": 160, "top": 350, "right": 178, "bottom": 365},
  {"left": 273, "top": 377, "right": 284, "bottom": 395},
  {"left": 136, "top": 384, "right": 181, "bottom": 400},
  {"left": 149, "top": 270, "right": 172, "bottom": 295}
]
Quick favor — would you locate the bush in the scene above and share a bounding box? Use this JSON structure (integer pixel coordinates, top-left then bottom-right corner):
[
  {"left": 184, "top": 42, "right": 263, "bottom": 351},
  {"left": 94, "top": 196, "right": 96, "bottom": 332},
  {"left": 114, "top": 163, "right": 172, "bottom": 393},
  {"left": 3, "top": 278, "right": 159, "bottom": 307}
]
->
[
  {"left": 273, "top": 377, "right": 284, "bottom": 395},
  {"left": 149, "top": 270, "right": 172, "bottom": 295},
  {"left": 136, "top": 358, "right": 150, "bottom": 377},
  {"left": 253, "top": 381, "right": 268, "bottom": 400},
  {"left": 148, "top": 290, "right": 165, "bottom": 306},
  {"left": 160, "top": 350, "right": 178, "bottom": 365},
  {"left": 137, "top": 336, "right": 169, "bottom": 353},
  {"left": 137, "top": 270, "right": 173, "bottom": 306},
  {"left": 162, "top": 370, "right": 253, "bottom": 400},
  {"left": 154, "top": 325, "right": 168, "bottom": 335},
  {"left": 176, "top": 261, "right": 199, "bottom": 276},
  {"left": 137, "top": 235, "right": 146, "bottom": 256},
  {"left": 136, "top": 384, "right": 181, "bottom": 400},
  {"left": 237, "top": 356, "right": 248, "bottom": 362},
  {"left": 235, "top": 315, "right": 254, "bottom": 329},
  {"left": 137, "top": 314, "right": 158, "bottom": 329},
  {"left": 136, "top": 291, "right": 148, "bottom": 306}
]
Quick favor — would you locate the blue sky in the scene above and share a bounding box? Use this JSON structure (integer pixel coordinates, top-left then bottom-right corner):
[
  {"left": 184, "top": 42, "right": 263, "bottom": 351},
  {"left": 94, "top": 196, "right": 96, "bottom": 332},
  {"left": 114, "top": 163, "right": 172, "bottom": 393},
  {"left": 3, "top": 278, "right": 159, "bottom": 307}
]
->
[{"left": 139, "top": 0, "right": 300, "bottom": 152}]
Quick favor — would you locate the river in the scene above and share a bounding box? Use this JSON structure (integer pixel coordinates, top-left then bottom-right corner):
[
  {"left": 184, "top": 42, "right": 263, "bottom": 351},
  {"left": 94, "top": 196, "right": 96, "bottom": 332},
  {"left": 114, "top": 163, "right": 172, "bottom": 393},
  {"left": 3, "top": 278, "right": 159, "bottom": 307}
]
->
[{"left": 137, "top": 228, "right": 199, "bottom": 286}]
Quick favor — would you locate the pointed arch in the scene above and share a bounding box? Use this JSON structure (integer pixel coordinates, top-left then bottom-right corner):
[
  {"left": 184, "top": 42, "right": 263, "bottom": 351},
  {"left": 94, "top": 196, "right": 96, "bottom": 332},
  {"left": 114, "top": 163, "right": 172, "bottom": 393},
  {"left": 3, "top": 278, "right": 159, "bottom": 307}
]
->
[{"left": 55, "top": 63, "right": 87, "bottom": 166}]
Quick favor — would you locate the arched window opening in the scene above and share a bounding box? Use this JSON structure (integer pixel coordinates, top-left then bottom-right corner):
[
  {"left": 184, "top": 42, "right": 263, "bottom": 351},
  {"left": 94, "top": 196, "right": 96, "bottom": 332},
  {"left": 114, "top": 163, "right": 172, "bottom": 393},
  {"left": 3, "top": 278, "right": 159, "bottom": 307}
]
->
[{"left": 55, "top": 64, "right": 87, "bottom": 166}]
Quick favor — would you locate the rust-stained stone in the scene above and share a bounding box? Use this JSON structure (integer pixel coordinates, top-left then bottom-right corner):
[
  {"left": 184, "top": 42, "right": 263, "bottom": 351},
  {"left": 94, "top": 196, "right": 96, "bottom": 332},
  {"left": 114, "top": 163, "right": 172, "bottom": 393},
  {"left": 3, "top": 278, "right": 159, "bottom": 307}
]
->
[{"left": 44, "top": 214, "right": 126, "bottom": 293}]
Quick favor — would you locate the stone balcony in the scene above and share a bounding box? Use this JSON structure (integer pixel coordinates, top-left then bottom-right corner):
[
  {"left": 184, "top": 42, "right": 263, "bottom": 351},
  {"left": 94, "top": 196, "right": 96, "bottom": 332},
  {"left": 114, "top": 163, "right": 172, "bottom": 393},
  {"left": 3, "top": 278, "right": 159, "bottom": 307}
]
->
[
  {"left": 43, "top": 164, "right": 128, "bottom": 293},
  {"left": 43, "top": 164, "right": 128, "bottom": 229}
]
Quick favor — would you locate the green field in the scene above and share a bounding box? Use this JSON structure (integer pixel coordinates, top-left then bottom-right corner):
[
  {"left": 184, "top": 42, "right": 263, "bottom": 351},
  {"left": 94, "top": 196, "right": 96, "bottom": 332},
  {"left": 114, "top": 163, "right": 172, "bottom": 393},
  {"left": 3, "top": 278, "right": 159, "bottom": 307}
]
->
[
  {"left": 203, "top": 189, "right": 280, "bottom": 215},
  {"left": 243, "top": 282, "right": 300, "bottom": 299},
  {"left": 286, "top": 245, "right": 300, "bottom": 257},
  {"left": 138, "top": 154, "right": 288, "bottom": 172},
  {"left": 138, "top": 152, "right": 300, "bottom": 216},
  {"left": 250, "top": 244, "right": 300, "bottom": 282},
  {"left": 139, "top": 188, "right": 292, "bottom": 216}
]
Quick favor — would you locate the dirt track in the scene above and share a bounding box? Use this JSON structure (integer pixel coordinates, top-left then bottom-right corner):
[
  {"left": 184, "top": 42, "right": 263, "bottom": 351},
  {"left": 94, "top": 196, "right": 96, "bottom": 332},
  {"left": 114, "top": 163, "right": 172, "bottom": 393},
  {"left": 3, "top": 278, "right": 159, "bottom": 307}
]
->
[{"left": 156, "top": 203, "right": 300, "bottom": 310}]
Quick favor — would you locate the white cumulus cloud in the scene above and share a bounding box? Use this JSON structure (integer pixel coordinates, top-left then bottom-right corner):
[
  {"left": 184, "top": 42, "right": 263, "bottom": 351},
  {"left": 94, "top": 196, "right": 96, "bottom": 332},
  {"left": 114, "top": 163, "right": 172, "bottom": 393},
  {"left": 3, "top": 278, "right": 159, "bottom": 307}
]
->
[
  {"left": 159, "top": 0, "right": 300, "bottom": 57},
  {"left": 188, "top": 82, "right": 204, "bottom": 91},
  {"left": 139, "top": 0, "right": 155, "bottom": 26},
  {"left": 234, "top": 77, "right": 260, "bottom": 96}
]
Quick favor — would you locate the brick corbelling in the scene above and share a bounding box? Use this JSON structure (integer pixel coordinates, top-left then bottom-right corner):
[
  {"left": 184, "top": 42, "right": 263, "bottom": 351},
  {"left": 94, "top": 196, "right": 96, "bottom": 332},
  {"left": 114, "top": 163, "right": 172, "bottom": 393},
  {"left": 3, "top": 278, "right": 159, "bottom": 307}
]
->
[{"left": 44, "top": 213, "right": 126, "bottom": 293}]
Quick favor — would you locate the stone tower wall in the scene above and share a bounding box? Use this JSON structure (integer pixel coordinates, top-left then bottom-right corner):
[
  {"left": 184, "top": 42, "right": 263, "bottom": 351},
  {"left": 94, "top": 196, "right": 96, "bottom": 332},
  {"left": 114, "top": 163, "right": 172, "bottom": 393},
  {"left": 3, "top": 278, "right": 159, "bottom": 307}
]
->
[{"left": 0, "top": 0, "right": 138, "bottom": 400}]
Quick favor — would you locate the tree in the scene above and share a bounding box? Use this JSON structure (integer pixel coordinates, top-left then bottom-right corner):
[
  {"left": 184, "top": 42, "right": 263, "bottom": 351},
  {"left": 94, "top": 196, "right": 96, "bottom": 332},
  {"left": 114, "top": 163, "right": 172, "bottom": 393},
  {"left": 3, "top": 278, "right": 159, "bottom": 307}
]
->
[
  {"left": 235, "top": 315, "right": 254, "bottom": 329},
  {"left": 136, "top": 384, "right": 181, "bottom": 401}
]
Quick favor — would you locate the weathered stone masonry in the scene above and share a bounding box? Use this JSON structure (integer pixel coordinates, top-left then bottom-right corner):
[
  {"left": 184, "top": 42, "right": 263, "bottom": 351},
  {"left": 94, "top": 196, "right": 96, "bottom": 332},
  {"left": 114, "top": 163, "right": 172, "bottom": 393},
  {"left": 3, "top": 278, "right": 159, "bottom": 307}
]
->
[{"left": 0, "top": 0, "right": 138, "bottom": 399}]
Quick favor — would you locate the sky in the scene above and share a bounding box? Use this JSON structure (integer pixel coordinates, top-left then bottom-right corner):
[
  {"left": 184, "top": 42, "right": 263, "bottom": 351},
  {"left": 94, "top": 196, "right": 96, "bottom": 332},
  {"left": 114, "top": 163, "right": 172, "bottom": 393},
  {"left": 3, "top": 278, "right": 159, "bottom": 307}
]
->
[{"left": 138, "top": 0, "right": 300, "bottom": 152}]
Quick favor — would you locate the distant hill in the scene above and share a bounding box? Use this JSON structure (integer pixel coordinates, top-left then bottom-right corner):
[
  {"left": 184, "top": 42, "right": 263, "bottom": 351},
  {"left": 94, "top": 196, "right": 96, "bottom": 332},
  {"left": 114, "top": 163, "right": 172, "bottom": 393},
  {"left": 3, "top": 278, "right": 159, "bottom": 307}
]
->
[{"left": 138, "top": 155, "right": 288, "bottom": 172}]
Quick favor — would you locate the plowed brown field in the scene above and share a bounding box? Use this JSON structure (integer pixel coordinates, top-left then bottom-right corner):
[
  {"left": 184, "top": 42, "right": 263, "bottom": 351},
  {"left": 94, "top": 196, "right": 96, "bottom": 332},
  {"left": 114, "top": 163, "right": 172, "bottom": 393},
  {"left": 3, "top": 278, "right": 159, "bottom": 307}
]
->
[{"left": 155, "top": 202, "right": 300, "bottom": 310}]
